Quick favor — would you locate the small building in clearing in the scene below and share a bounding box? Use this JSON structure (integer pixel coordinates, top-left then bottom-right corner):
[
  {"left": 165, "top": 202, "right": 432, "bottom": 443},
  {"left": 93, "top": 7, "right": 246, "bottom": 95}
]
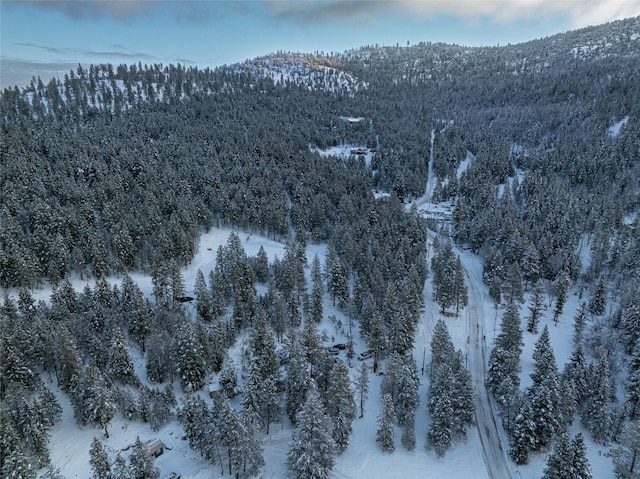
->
[{"left": 146, "top": 439, "right": 165, "bottom": 458}]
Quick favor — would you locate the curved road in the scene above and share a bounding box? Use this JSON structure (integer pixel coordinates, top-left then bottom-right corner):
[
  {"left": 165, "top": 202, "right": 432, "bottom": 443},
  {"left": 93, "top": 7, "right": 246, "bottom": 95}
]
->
[{"left": 463, "top": 260, "right": 520, "bottom": 479}]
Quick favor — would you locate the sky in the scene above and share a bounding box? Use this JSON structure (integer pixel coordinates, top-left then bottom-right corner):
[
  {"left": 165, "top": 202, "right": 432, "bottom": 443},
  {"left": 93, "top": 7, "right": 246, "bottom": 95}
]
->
[{"left": 2, "top": 0, "right": 640, "bottom": 90}]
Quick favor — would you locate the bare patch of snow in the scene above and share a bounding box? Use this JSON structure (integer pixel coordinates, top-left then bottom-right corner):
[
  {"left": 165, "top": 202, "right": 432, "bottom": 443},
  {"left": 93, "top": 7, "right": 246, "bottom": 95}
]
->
[{"left": 607, "top": 116, "right": 629, "bottom": 137}]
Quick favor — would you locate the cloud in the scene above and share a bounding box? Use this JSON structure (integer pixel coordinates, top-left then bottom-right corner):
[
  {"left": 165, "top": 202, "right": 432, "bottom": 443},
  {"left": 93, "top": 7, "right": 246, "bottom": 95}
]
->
[
  {"left": 0, "top": 56, "right": 79, "bottom": 89},
  {"left": 14, "top": 42, "right": 68, "bottom": 55},
  {"left": 263, "top": 0, "right": 384, "bottom": 25},
  {"left": 13, "top": 41, "right": 157, "bottom": 61},
  {"left": 17, "top": 0, "right": 233, "bottom": 25},
  {"left": 261, "top": 0, "right": 640, "bottom": 28},
  {"left": 22, "top": 0, "right": 157, "bottom": 22}
]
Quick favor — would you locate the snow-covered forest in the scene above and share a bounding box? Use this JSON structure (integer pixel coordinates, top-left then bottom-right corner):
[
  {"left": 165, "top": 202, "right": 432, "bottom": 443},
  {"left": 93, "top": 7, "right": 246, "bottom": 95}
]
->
[{"left": 1, "top": 15, "right": 640, "bottom": 479}]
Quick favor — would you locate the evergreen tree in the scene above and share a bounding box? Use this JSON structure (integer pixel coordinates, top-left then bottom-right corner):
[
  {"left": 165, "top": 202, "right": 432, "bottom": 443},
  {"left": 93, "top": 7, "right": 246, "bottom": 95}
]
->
[
  {"left": 285, "top": 333, "right": 311, "bottom": 424},
  {"left": 219, "top": 356, "right": 238, "bottom": 398},
  {"left": 89, "top": 437, "right": 112, "bottom": 479},
  {"left": 582, "top": 351, "right": 612, "bottom": 443},
  {"left": 589, "top": 276, "right": 607, "bottom": 316},
  {"left": 430, "top": 319, "right": 456, "bottom": 380},
  {"left": 573, "top": 302, "right": 589, "bottom": 345},
  {"left": 528, "top": 326, "right": 561, "bottom": 450},
  {"left": 0, "top": 405, "right": 36, "bottom": 479},
  {"left": 178, "top": 394, "right": 214, "bottom": 463},
  {"left": 108, "top": 329, "right": 136, "bottom": 385},
  {"left": 526, "top": 279, "right": 546, "bottom": 334},
  {"left": 487, "top": 305, "right": 523, "bottom": 407},
  {"left": 367, "top": 309, "right": 388, "bottom": 373},
  {"left": 76, "top": 366, "right": 116, "bottom": 438},
  {"left": 612, "top": 419, "right": 640, "bottom": 479},
  {"left": 376, "top": 393, "right": 396, "bottom": 453},
  {"left": 111, "top": 454, "right": 129, "bottom": 479},
  {"left": 239, "top": 413, "right": 266, "bottom": 478},
  {"left": 430, "top": 241, "right": 457, "bottom": 314},
  {"left": 427, "top": 365, "right": 454, "bottom": 457},
  {"left": 572, "top": 433, "right": 593, "bottom": 479},
  {"left": 175, "top": 321, "right": 206, "bottom": 392},
  {"left": 326, "top": 359, "right": 356, "bottom": 454},
  {"left": 212, "top": 394, "right": 245, "bottom": 477},
  {"left": 287, "top": 384, "right": 336, "bottom": 479},
  {"left": 193, "top": 268, "right": 213, "bottom": 322},
  {"left": 564, "top": 343, "right": 589, "bottom": 406},
  {"left": 541, "top": 432, "right": 574, "bottom": 479},
  {"left": 453, "top": 257, "right": 468, "bottom": 316},
  {"left": 355, "top": 361, "right": 369, "bottom": 418},
  {"left": 553, "top": 270, "right": 570, "bottom": 324},
  {"left": 309, "top": 254, "right": 324, "bottom": 323},
  {"left": 627, "top": 344, "right": 640, "bottom": 420},
  {"left": 451, "top": 352, "right": 475, "bottom": 438},
  {"left": 396, "top": 357, "right": 420, "bottom": 450},
  {"left": 504, "top": 262, "right": 524, "bottom": 305},
  {"left": 509, "top": 394, "right": 536, "bottom": 465},
  {"left": 129, "top": 437, "right": 160, "bottom": 479}
]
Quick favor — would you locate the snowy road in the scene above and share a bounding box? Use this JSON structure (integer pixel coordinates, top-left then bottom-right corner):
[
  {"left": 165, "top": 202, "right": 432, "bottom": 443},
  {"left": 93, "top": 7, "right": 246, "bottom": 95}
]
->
[{"left": 463, "top": 261, "right": 520, "bottom": 479}]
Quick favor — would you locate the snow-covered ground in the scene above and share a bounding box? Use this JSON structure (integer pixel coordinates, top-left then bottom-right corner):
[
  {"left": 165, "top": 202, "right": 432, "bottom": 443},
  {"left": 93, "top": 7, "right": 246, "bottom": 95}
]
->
[
  {"left": 310, "top": 143, "right": 375, "bottom": 167},
  {"left": 22, "top": 220, "right": 617, "bottom": 478},
  {"left": 607, "top": 116, "right": 629, "bottom": 138}
]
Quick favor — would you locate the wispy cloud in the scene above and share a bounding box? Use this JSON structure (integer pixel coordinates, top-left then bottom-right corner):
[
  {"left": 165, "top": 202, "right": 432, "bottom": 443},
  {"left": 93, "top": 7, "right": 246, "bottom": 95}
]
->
[
  {"left": 14, "top": 42, "right": 68, "bottom": 55},
  {"left": 13, "top": 41, "right": 157, "bottom": 60},
  {"left": 22, "top": 0, "right": 157, "bottom": 22},
  {"left": 261, "top": 0, "right": 640, "bottom": 28},
  {"left": 16, "top": 0, "right": 231, "bottom": 25},
  {"left": 0, "top": 56, "right": 79, "bottom": 89}
]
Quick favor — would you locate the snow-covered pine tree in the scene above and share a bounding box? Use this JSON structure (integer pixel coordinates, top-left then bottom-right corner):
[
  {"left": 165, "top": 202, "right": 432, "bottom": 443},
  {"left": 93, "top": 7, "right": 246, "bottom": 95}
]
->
[
  {"left": 453, "top": 257, "right": 468, "bottom": 316},
  {"left": 541, "top": 432, "right": 574, "bottom": 479},
  {"left": 526, "top": 279, "right": 546, "bottom": 334},
  {"left": 75, "top": 365, "right": 116, "bottom": 438},
  {"left": 611, "top": 419, "right": 640, "bottom": 479},
  {"left": 129, "top": 437, "right": 159, "bottom": 479},
  {"left": 503, "top": 261, "right": 523, "bottom": 304},
  {"left": 509, "top": 394, "right": 536, "bottom": 465},
  {"left": 377, "top": 393, "right": 397, "bottom": 453},
  {"left": 285, "top": 332, "right": 311, "bottom": 424},
  {"left": 571, "top": 433, "right": 593, "bottom": 479},
  {"left": 177, "top": 394, "right": 214, "bottom": 463},
  {"left": 487, "top": 304, "right": 524, "bottom": 406},
  {"left": 309, "top": 254, "right": 324, "bottom": 323},
  {"left": 175, "top": 321, "right": 206, "bottom": 392},
  {"left": 430, "top": 319, "right": 456, "bottom": 381},
  {"left": 573, "top": 302, "right": 589, "bottom": 345},
  {"left": 108, "top": 328, "right": 136, "bottom": 385},
  {"left": 193, "top": 268, "right": 213, "bottom": 322},
  {"left": 395, "top": 356, "right": 420, "bottom": 450},
  {"left": 287, "top": 383, "right": 336, "bottom": 479},
  {"left": 89, "top": 437, "right": 112, "bottom": 479},
  {"left": 111, "top": 454, "right": 129, "bottom": 479},
  {"left": 427, "top": 365, "right": 454, "bottom": 457},
  {"left": 326, "top": 359, "right": 356, "bottom": 454},
  {"left": 212, "top": 394, "right": 244, "bottom": 477},
  {"left": 589, "top": 275, "right": 607, "bottom": 316},
  {"left": 355, "top": 361, "right": 369, "bottom": 418},
  {"left": 219, "top": 356, "right": 238, "bottom": 398},
  {"left": 627, "top": 344, "right": 640, "bottom": 420},
  {"left": 451, "top": 351, "right": 475, "bottom": 438},
  {"left": 582, "top": 351, "right": 612, "bottom": 443},
  {"left": 237, "top": 413, "right": 265, "bottom": 479},
  {"left": 564, "top": 343, "right": 589, "bottom": 407},
  {"left": 553, "top": 269, "right": 570, "bottom": 324},
  {"left": 528, "top": 325, "right": 561, "bottom": 450}
]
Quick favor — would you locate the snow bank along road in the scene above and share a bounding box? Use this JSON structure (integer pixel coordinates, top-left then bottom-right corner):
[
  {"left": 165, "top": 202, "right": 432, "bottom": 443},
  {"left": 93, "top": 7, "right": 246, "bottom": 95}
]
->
[{"left": 463, "top": 261, "right": 520, "bottom": 479}]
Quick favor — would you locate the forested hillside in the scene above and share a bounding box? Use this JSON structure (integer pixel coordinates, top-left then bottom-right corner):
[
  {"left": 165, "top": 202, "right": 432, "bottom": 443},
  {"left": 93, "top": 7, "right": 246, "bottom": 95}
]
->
[{"left": 1, "top": 15, "right": 639, "bottom": 479}]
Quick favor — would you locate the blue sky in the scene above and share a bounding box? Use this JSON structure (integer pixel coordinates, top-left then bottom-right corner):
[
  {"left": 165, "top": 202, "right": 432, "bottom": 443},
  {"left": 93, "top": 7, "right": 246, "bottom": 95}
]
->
[{"left": 2, "top": 1, "right": 640, "bottom": 89}]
